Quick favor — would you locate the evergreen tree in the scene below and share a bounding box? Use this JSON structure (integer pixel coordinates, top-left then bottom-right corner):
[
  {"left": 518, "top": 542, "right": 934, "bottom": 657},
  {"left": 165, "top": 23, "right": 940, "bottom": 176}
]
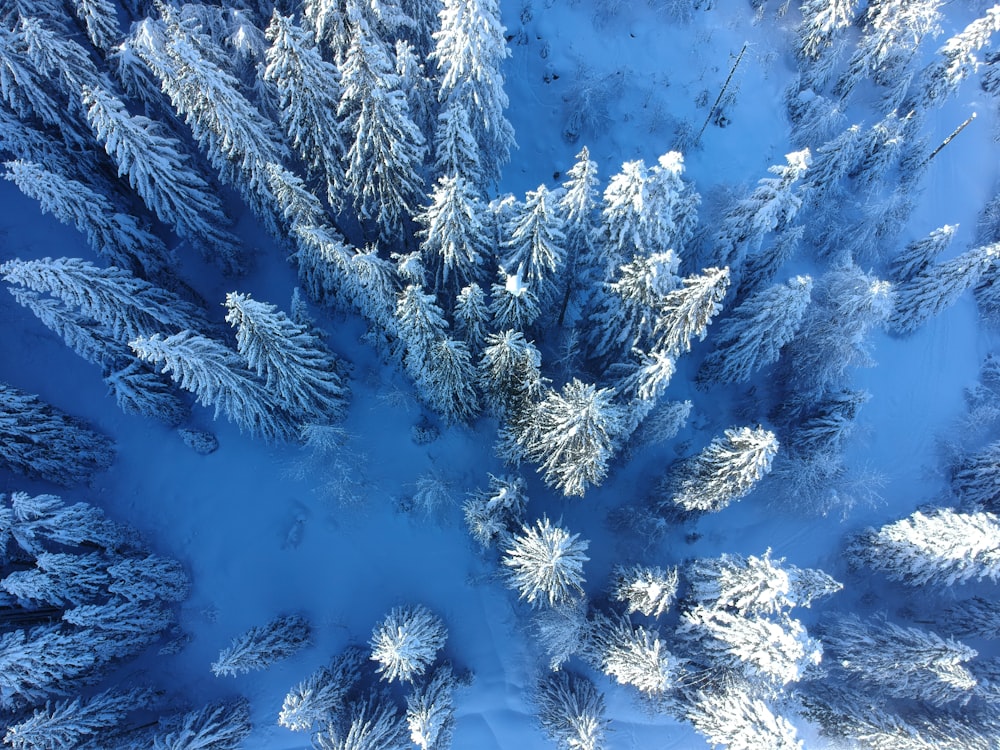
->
[
  {"left": 313, "top": 694, "right": 409, "bottom": 750},
  {"left": 211, "top": 614, "right": 311, "bottom": 677},
  {"left": 478, "top": 330, "right": 544, "bottom": 418},
  {"left": 644, "top": 150, "right": 700, "bottom": 255},
  {"left": 0, "top": 625, "right": 98, "bottom": 710},
  {"left": 0, "top": 383, "right": 115, "bottom": 487},
  {"left": 658, "top": 426, "right": 778, "bottom": 515},
  {"left": 1, "top": 491, "right": 130, "bottom": 561},
  {"left": 107, "top": 554, "right": 190, "bottom": 603},
  {"left": 889, "top": 243, "right": 1000, "bottom": 334},
  {"left": 81, "top": 86, "right": 241, "bottom": 273},
  {"left": 418, "top": 337, "right": 480, "bottom": 424},
  {"left": 15, "top": 16, "right": 106, "bottom": 101},
  {"left": 714, "top": 150, "right": 810, "bottom": 271},
  {"left": 584, "top": 612, "right": 679, "bottom": 696},
  {"left": 263, "top": 12, "right": 346, "bottom": 212},
  {"left": 72, "top": 0, "right": 119, "bottom": 51},
  {"left": 395, "top": 37, "right": 434, "bottom": 138},
  {"left": 462, "top": 473, "right": 528, "bottom": 548},
  {"left": 339, "top": 14, "right": 426, "bottom": 239},
  {"left": 953, "top": 439, "right": 1000, "bottom": 510},
  {"left": 848, "top": 111, "right": 913, "bottom": 190},
  {"left": 3, "top": 688, "right": 151, "bottom": 750},
  {"left": 889, "top": 224, "right": 959, "bottom": 282},
  {"left": 430, "top": 0, "right": 515, "bottom": 184},
  {"left": 406, "top": 664, "right": 456, "bottom": 750},
  {"left": 685, "top": 683, "right": 802, "bottom": 750},
  {"left": 801, "top": 124, "right": 864, "bottom": 209},
  {"left": 797, "top": 0, "right": 858, "bottom": 60},
  {"left": 0, "top": 26, "right": 69, "bottom": 138},
  {"left": 503, "top": 185, "right": 566, "bottom": 306},
  {"left": 601, "top": 159, "right": 647, "bottom": 262},
  {"left": 432, "top": 97, "right": 481, "bottom": 182},
  {"left": 685, "top": 549, "right": 796, "bottom": 617},
  {"left": 416, "top": 175, "right": 489, "bottom": 294},
  {"left": 503, "top": 516, "right": 589, "bottom": 607},
  {"left": 556, "top": 146, "right": 602, "bottom": 321},
  {"left": 848, "top": 507, "right": 1000, "bottom": 586},
  {"left": 396, "top": 283, "right": 450, "bottom": 379},
  {"left": 453, "top": 282, "right": 490, "bottom": 353},
  {"left": 786, "top": 388, "right": 869, "bottom": 459},
  {"left": 369, "top": 605, "right": 447, "bottom": 684},
  {"left": 610, "top": 564, "right": 679, "bottom": 618},
  {"left": 821, "top": 615, "right": 978, "bottom": 706},
  {"left": 2, "top": 551, "right": 110, "bottom": 608},
  {"left": 129, "top": 331, "right": 296, "bottom": 442},
  {"left": 534, "top": 671, "right": 608, "bottom": 750},
  {"left": 103, "top": 359, "right": 191, "bottom": 428},
  {"left": 651, "top": 266, "right": 730, "bottom": 357},
  {"left": 279, "top": 646, "right": 365, "bottom": 732},
  {"left": 224, "top": 291, "right": 348, "bottom": 424},
  {"left": 489, "top": 265, "right": 541, "bottom": 332},
  {"left": 2, "top": 256, "right": 203, "bottom": 343},
  {"left": 514, "top": 379, "right": 627, "bottom": 497},
  {"left": 2, "top": 161, "right": 170, "bottom": 277},
  {"left": 697, "top": 275, "right": 812, "bottom": 386},
  {"left": 918, "top": 5, "right": 1000, "bottom": 106},
  {"left": 733, "top": 225, "right": 804, "bottom": 303},
  {"left": 152, "top": 699, "right": 252, "bottom": 750}
]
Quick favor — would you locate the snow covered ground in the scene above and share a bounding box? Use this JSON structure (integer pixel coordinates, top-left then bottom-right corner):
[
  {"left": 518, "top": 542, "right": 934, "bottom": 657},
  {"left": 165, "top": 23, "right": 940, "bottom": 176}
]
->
[{"left": 2, "top": 0, "right": 1000, "bottom": 748}]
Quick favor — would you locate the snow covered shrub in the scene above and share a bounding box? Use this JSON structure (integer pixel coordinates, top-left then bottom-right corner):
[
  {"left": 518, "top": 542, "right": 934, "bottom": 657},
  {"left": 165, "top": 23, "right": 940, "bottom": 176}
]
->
[
  {"left": 278, "top": 646, "right": 365, "bottom": 732},
  {"left": 503, "top": 516, "right": 589, "bottom": 608},
  {"left": 610, "top": 564, "right": 679, "bottom": 618},
  {"left": 211, "top": 614, "right": 311, "bottom": 677},
  {"left": 407, "top": 471, "right": 455, "bottom": 518},
  {"left": 819, "top": 615, "right": 978, "bottom": 706},
  {"left": 584, "top": 611, "right": 680, "bottom": 696},
  {"left": 657, "top": 426, "right": 778, "bottom": 515},
  {"left": 152, "top": 698, "right": 252, "bottom": 750},
  {"left": 534, "top": 670, "right": 609, "bottom": 750},
  {"left": 847, "top": 507, "right": 1000, "bottom": 586},
  {"left": 369, "top": 604, "right": 447, "bottom": 684},
  {"left": 463, "top": 473, "right": 528, "bottom": 548},
  {"left": 0, "top": 382, "right": 115, "bottom": 486},
  {"left": 406, "top": 664, "right": 457, "bottom": 750}
]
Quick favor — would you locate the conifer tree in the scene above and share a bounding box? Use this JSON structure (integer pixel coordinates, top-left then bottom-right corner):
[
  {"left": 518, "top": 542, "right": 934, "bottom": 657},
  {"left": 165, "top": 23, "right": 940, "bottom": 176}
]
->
[
  {"left": 224, "top": 291, "right": 348, "bottom": 424},
  {"left": 584, "top": 612, "right": 678, "bottom": 696},
  {"left": 417, "top": 175, "right": 489, "bottom": 294},
  {"left": 489, "top": 266, "right": 541, "bottom": 332},
  {"left": 339, "top": 14, "right": 426, "bottom": 239},
  {"left": 610, "top": 564, "right": 679, "bottom": 618},
  {"left": 81, "top": 86, "right": 242, "bottom": 273},
  {"left": 478, "top": 330, "right": 544, "bottom": 418},
  {"left": 889, "top": 243, "right": 1000, "bottom": 334},
  {"left": 601, "top": 160, "right": 647, "bottom": 262},
  {"left": 130, "top": 331, "right": 296, "bottom": 442},
  {"left": 396, "top": 37, "right": 434, "bottom": 137},
  {"left": 3, "top": 688, "right": 151, "bottom": 750},
  {"left": 369, "top": 605, "right": 447, "bottom": 684},
  {"left": 3, "top": 161, "right": 170, "bottom": 276},
  {"left": 264, "top": 12, "right": 346, "bottom": 211},
  {"left": 556, "top": 147, "right": 602, "bottom": 320},
  {"left": 503, "top": 184, "right": 566, "bottom": 306},
  {"left": 515, "top": 379, "right": 627, "bottom": 497},
  {"left": 848, "top": 507, "right": 1000, "bottom": 586},
  {"left": 278, "top": 646, "right": 365, "bottom": 732},
  {"left": 889, "top": 224, "right": 959, "bottom": 282},
  {"left": 418, "top": 337, "right": 481, "bottom": 424},
  {"left": 406, "top": 665, "right": 457, "bottom": 750},
  {"left": 797, "top": 0, "right": 858, "bottom": 60},
  {"left": 821, "top": 615, "right": 977, "bottom": 706},
  {"left": 697, "top": 275, "right": 812, "bottom": 386},
  {"left": 503, "top": 516, "right": 589, "bottom": 607},
  {"left": 396, "top": 283, "right": 450, "bottom": 380},
  {"left": 659, "top": 426, "right": 778, "bottom": 515},
  {"left": 734, "top": 225, "right": 804, "bottom": 303},
  {"left": 0, "top": 26, "right": 70, "bottom": 137},
  {"left": 0, "top": 383, "right": 115, "bottom": 487},
  {"left": 431, "top": 0, "right": 515, "bottom": 184},
  {"left": 686, "top": 683, "right": 802, "bottom": 750},
  {"left": 453, "top": 283, "right": 490, "bottom": 354},
  {"left": 918, "top": 5, "right": 1000, "bottom": 107},
  {"left": 72, "top": 0, "right": 119, "bottom": 50},
  {"left": 534, "top": 671, "right": 608, "bottom": 750},
  {"left": 151, "top": 699, "right": 252, "bottom": 750},
  {"left": 15, "top": 16, "right": 106, "bottom": 101},
  {"left": 644, "top": 150, "right": 700, "bottom": 255},
  {"left": 463, "top": 473, "right": 528, "bottom": 548},
  {"left": 312, "top": 694, "right": 409, "bottom": 750},
  {"left": 432, "top": 97, "right": 481, "bottom": 182},
  {"left": 211, "top": 614, "right": 311, "bottom": 677},
  {"left": 652, "top": 266, "right": 730, "bottom": 357},
  {"left": 953, "top": 439, "right": 1000, "bottom": 510}
]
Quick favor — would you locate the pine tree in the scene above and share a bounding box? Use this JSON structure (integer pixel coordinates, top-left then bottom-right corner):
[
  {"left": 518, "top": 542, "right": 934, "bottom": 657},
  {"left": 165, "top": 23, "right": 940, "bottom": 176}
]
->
[
  {"left": 0, "top": 26, "right": 69, "bottom": 137},
  {"left": 1, "top": 491, "right": 130, "bottom": 560},
  {"left": 556, "top": 147, "right": 602, "bottom": 321},
  {"left": 848, "top": 111, "right": 913, "bottom": 190},
  {"left": 406, "top": 664, "right": 457, "bottom": 750},
  {"left": 462, "top": 473, "right": 527, "bottom": 548},
  {"left": 3, "top": 688, "right": 152, "bottom": 750},
  {"left": 503, "top": 185, "right": 566, "bottom": 306},
  {"left": 644, "top": 150, "right": 700, "bottom": 255},
  {"left": 396, "top": 284, "right": 450, "bottom": 380},
  {"left": 685, "top": 683, "right": 802, "bottom": 750},
  {"left": 534, "top": 671, "right": 609, "bottom": 750},
  {"left": 15, "top": 16, "right": 105, "bottom": 101},
  {"left": 278, "top": 646, "right": 365, "bottom": 732},
  {"left": 685, "top": 550, "right": 796, "bottom": 617},
  {"left": 585, "top": 611, "right": 679, "bottom": 696},
  {"left": 263, "top": 12, "right": 346, "bottom": 211},
  {"left": 152, "top": 699, "right": 252, "bottom": 750},
  {"left": 1, "top": 256, "right": 203, "bottom": 343},
  {"left": 211, "top": 614, "right": 311, "bottom": 677},
  {"left": 503, "top": 516, "right": 589, "bottom": 607},
  {"left": 107, "top": 554, "right": 190, "bottom": 603},
  {"left": 797, "top": 0, "right": 858, "bottom": 60},
  {"left": 418, "top": 337, "right": 481, "bottom": 424},
  {"left": 0, "top": 383, "right": 115, "bottom": 487},
  {"left": 889, "top": 243, "right": 1000, "bottom": 334},
  {"left": 610, "top": 564, "right": 679, "bottom": 618},
  {"left": 801, "top": 124, "right": 864, "bottom": 209},
  {"left": 848, "top": 507, "right": 1000, "bottom": 586},
  {"left": 224, "top": 291, "right": 348, "bottom": 424},
  {"left": 821, "top": 615, "right": 978, "bottom": 706},
  {"left": 0, "top": 625, "right": 98, "bottom": 710},
  {"left": 313, "top": 694, "right": 409, "bottom": 750},
  {"left": 953, "top": 439, "right": 1000, "bottom": 510},
  {"left": 395, "top": 37, "right": 434, "bottom": 138},
  {"left": 338, "top": 14, "right": 426, "bottom": 239},
  {"left": 918, "top": 6, "right": 1000, "bottom": 106},
  {"left": 478, "top": 330, "right": 544, "bottom": 418},
  {"left": 103, "top": 359, "right": 191, "bottom": 428},
  {"left": 2, "top": 161, "right": 170, "bottom": 277},
  {"left": 430, "top": 0, "right": 515, "bottom": 184},
  {"left": 72, "top": 0, "right": 118, "bottom": 50},
  {"left": 697, "top": 275, "right": 812, "bottom": 386},
  {"left": 734, "top": 225, "right": 804, "bottom": 303},
  {"left": 489, "top": 266, "right": 542, "bottom": 332},
  {"left": 129, "top": 331, "right": 296, "bottom": 442},
  {"left": 515, "top": 379, "right": 627, "bottom": 497},
  {"left": 2, "top": 551, "right": 111, "bottom": 608},
  {"left": 81, "top": 85, "right": 241, "bottom": 272},
  {"left": 369, "top": 605, "right": 447, "bottom": 684},
  {"left": 432, "top": 97, "right": 481, "bottom": 182},
  {"left": 652, "top": 266, "right": 730, "bottom": 357},
  {"left": 417, "top": 175, "right": 489, "bottom": 294},
  {"left": 600, "top": 159, "right": 648, "bottom": 265},
  {"left": 659, "top": 426, "right": 778, "bottom": 515},
  {"left": 714, "top": 150, "right": 810, "bottom": 271},
  {"left": 453, "top": 283, "right": 490, "bottom": 353},
  {"left": 889, "top": 224, "right": 959, "bottom": 282}
]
